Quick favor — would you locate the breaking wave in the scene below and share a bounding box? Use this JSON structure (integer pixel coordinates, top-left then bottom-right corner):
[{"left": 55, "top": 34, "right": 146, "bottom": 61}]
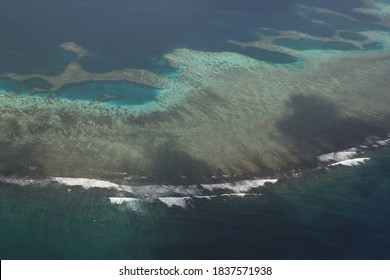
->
[{"left": 1, "top": 135, "right": 388, "bottom": 209}]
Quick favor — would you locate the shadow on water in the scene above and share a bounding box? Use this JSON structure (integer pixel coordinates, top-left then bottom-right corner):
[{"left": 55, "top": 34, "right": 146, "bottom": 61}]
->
[
  {"left": 151, "top": 148, "right": 390, "bottom": 259},
  {"left": 0, "top": 112, "right": 60, "bottom": 178},
  {"left": 148, "top": 140, "right": 213, "bottom": 185},
  {"left": 0, "top": 142, "right": 47, "bottom": 178},
  {"left": 276, "top": 94, "right": 387, "bottom": 153}
]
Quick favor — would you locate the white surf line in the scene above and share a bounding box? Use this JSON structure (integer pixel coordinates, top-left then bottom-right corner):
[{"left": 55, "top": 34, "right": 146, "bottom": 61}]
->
[
  {"left": 51, "top": 177, "right": 120, "bottom": 189},
  {"left": 108, "top": 197, "right": 140, "bottom": 205},
  {"left": 50, "top": 177, "right": 279, "bottom": 194},
  {"left": 220, "top": 193, "right": 262, "bottom": 197},
  {"left": 201, "top": 179, "right": 278, "bottom": 193},
  {"left": 329, "top": 158, "right": 371, "bottom": 167},
  {"left": 316, "top": 148, "right": 370, "bottom": 168},
  {"left": 193, "top": 195, "right": 219, "bottom": 200},
  {"left": 377, "top": 139, "right": 390, "bottom": 146},
  {"left": 156, "top": 193, "right": 264, "bottom": 208},
  {"left": 0, "top": 177, "right": 47, "bottom": 186},
  {"left": 315, "top": 135, "right": 390, "bottom": 168},
  {"left": 108, "top": 192, "right": 264, "bottom": 206},
  {"left": 316, "top": 148, "right": 358, "bottom": 163},
  {"left": 0, "top": 176, "right": 277, "bottom": 199},
  {"left": 158, "top": 197, "right": 192, "bottom": 208},
  {"left": 50, "top": 177, "right": 201, "bottom": 197}
]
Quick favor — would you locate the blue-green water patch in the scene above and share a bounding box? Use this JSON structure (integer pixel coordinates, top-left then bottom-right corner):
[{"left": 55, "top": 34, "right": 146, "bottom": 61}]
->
[
  {"left": 151, "top": 58, "right": 182, "bottom": 77},
  {"left": 0, "top": 78, "right": 164, "bottom": 109},
  {"left": 57, "top": 81, "right": 162, "bottom": 108},
  {"left": 274, "top": 37, "right": 362, "bottom": 51},
  {"left": 0, "top": 78, "right": 51, "bottom": 93},
  {"left": 363, "top": 42, "right": 386, "bottom": 51}
]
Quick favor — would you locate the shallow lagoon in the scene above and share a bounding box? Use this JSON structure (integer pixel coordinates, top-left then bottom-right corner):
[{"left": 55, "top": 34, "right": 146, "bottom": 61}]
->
[
  {"left": 1, "top": 0, "right": 390, "bottom": 181},
  {"left": 1, "top": 0, "right": 390, "bottom": 260},
  {"left": 58, "top": 81, "right": 162, "bottom": 107}
]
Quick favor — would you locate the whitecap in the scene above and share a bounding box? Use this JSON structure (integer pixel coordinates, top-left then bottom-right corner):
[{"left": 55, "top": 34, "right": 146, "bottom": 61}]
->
[
  {"left": 108, "top": 197, "right": 145, "bottom": 212},
  {"left": 127, "top": 184, "right": 202, "bottom": 197},
  {"left": 329, "top": 158, "right": 370, "bottom": 167},
  {"left": 48, "top": 177, "right": 202, "bottom": 197},
  {"left": 0, "top": 176, "right": 50, "bottom": 187},
  {"left": 158, "top": 197, "right": 192, "bottom": 208},
  {"left": 109, "top": 197, "right": 139, "bottom": 205},
  {"left": 201, "top": 179, "right": 278, "bottom": 193},
  {"left": 316, "top": 148, "right": 358, "bottom": 163},
  {"left": 220, "top": 193, "right": 262, "bottom": 197},
  {"left": 377, "top": 139, "right": 390, "bottom": 146},
  {"left": 0, "top": 175, "right": 275, "bottom": 197},
  {"left": 220, "top": 193, "right": 247, "bottom": 197},
  {"left": 51, "top": 177, "right": 120, "bottom": 189},
  {"left": 193, "top": 195, "right": 219, "bottom": 200}
]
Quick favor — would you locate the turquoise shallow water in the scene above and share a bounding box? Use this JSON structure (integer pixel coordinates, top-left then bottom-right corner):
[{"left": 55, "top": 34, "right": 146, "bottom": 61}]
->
[
  {"left": 58, "top": 81, "right": 162, "bottom": 108},
  {"left": 0, "top": 147, "right": 389, "bottom": 260},
  {"left": 0, "top": 0, "right": 390, "bottom": 260},
  {"left": 0, "top": 78, "right": 164, "bottom": 109},
  {"left": 0, "top": 78, "right": 51, "bottom": 93},
  {"left": 1, "top": 0, "right": 389, "bottom": 110}
]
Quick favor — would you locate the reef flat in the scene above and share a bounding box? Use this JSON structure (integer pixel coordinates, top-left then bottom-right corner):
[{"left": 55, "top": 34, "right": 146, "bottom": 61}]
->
[
  {"left": 2, "top": 60, "right": 168, "bottom": 94},
  {"left": 60, "top": 42, "right": 88, "bottom": 59},
  {"left": 1, "top": 0, "right": 390, "bottom": 184}
]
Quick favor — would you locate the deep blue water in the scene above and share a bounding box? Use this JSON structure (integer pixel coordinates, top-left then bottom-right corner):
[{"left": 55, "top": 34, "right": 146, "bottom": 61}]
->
[
  {"left": 0, "top": 0, "right": 388, "bottom": 107},
  {"left": 0, "top": 147, "right": 389, "bottom": 260},
  {"left": 0, "top": 0, "right": 386, "bottom": 74},
  {"left": 1, "top": 0, "right": 390, "bottom": 260}
]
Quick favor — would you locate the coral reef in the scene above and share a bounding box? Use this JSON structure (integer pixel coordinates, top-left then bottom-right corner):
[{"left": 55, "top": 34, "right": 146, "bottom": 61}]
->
[{"left": 1, "top": 1, "right": 390, "bottom": 183}]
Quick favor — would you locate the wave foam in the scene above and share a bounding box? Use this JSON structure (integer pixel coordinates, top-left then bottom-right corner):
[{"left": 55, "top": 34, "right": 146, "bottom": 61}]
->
[
  {"left": 377, "top": 139, "right": 390, "bottom": 146},
  {"left": 330, "top": 158, "right": 370, "bottom": 167},
  {"left": 194, "top": 195, "right": 218, "bottom": 200},
  {"left": 220, "top": 193, "right": 263, "bottom": 197},
  {"left": 316, "top": 148, "right": 358, "bottom": 163},
  {"left": 0, "top": 176, "right": 277, "bottom": 198},
  {"left": 50, "top": 178, "right": 203, "bottom": 197},
  {"left": 158, "top": 197, "right": 192, "bottom": 208},
  {"left": 108, "top": 197, "right": 145, "bottom": 212},
  {"left": 51, "top": 177, "right": 119, "bottom": 189},
  {"left": 201, "top": 179, "right": 278, "bottom": 192},
  {"left": 109, "top": 197, "right": 139, "bottom": 205}
]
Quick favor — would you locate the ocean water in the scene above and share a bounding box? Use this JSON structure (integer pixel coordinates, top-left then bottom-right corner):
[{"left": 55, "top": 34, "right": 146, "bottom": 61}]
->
[
  {"left": 1, "top": 0, "right": 387, "bottom": 107},
  {"left": 57, "top": 81, "right": 162, "bottom": 107},
  {"left": 0, "top": 0, "right": 299, "bottom": 107},
  {"left": 1, "top": 0, "right": 390, "bottom": 260},
  {"left": 0, "top": 147, "right": 389, "bottom": 260},
  {"left": 0, "top": 0, "right": 298, "bottom": 74}
]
